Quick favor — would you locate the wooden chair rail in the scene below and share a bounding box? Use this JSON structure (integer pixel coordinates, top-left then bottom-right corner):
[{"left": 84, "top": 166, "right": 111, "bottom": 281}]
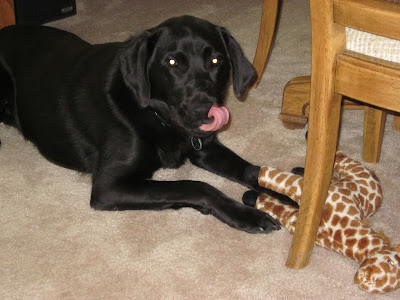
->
[
  {"left": 335, "top": 50, "right": 400, "bottom": 112},
  {"left": 334, "top": 0, "right": 400, "bottom": 40}
]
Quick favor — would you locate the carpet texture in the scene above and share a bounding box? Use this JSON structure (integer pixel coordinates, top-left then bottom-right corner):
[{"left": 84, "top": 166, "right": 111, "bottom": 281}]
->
[{"left": 1, "top": 0, "right": 399, "bottom": 299}]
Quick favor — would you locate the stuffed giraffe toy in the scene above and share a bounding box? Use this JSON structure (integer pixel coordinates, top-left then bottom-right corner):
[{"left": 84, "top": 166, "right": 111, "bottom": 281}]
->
[{"left": 247, "top": 151, "right": 400, "bottom": 294}]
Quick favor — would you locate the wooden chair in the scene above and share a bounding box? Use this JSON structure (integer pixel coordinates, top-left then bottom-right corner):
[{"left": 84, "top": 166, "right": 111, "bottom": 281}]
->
[
  {"left": 280, "top": 1, "right": 400, "bottom": 164},
  {"left": 0, "top": 0, "right": 15, "bottom": 29},
  {"left": 286, "top": 0, "right": 400, "bottom": 269},
  {"left": 253, "top": 0, "right": 279, "bottom": 87}
]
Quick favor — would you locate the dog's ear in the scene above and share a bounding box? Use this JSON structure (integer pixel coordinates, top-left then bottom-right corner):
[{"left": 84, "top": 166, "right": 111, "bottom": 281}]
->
[
  {"left": 117, "top": 31, "right": 152, "bottom": 110},
  {"left": 218, "top": 28, "right": 257, "bottom": 98}
]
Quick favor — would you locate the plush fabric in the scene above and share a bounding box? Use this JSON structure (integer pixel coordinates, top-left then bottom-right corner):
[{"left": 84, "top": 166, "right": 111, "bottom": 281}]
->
[{"left": 346, "top": 28, "right": 400, "bottom": 63}]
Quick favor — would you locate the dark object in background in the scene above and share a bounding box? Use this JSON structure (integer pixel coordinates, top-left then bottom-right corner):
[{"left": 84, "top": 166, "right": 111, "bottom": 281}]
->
[{"left": 14, "top": 0, "right": 76, "bottom": 25}]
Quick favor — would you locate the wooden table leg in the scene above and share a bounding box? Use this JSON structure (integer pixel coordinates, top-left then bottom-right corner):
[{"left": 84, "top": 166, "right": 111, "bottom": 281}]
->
[
  {"left": 252, "top": 0, "right": 279, "bottom": 87},
  {"left": 0, "top": 0, "right": 15, "bottom": 29}
]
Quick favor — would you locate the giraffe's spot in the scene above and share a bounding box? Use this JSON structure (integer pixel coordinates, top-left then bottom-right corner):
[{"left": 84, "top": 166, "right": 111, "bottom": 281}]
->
[
  {"left": 368, "top": 193, "right": 376, "bottom": 201},
  {"left": 375, "top": 196, "right": 382, "bottom": 209},
  {"left": 334, "top": 230, "right": 343, "bottom": 243},
  {"left": 346, "top": 238, "right": 357, "bottom": 247},
  {"left": 336, "top": 182, "right": 345, "bottom": 188},
  {"left": 360, "top": 186, "right": 369, "bottom": 196},
  {"left": 359, "top": 229, "right": 369, "bottom": 236},
  {"left": 336, "top": 202, "right": 346, "bottom": 213},
  {"left": 268, "top": 169, "right": 281, "bottom": 180},
  {"left": 370, "top": 180, "right": 377, "bottom": 190},
  {"left": 372, "top": 239, "right": 381, "bottom": 246},
  {"left": 322, "top": 203, "right": 334, "bottom": 222},
  {"left": 276, "top": 173, "right": 288, "bottom": 184},
  {"left": 335, "top": 152, "right": 346, "bottom": 161},
  {"left": 352, "top": 167, "right": 364, "bottom": 173},
  {"left": 358, "top": 172, "right": 371, "bottom": 179},
  {"left": 361, "top": 257, "right": 377, "bottom": 267},
  {"left": 331, "top": 193, "right": 340, "bottom": 202},
  {"left": 338, "top": 188, "right": 351, "bottom": 196},
  {"left": 347, "top": 206, "right": 358, "bottom": 216},
  {"left": 340, "top": 216, "right": 349, "bottom": 228},
  {"left": 356, "top": 179, "right": 369, "bottom": 187},
  {"left": 345, "top": 163, "right": 358, "bottom": 171},
  {"left": 394, "top": 254, "right": 400, "bottom": 265},
  {"left": 331, "top": 214, "right": 340, "bottom": 226},
  {"left": 350, "top": 220, "right": 360, "bottom": 227},
  {"left": 288, "top": 186, "right": 298, "bottom": 196},
  {"left": 263, "top": 201, "right": 274, "bottom": 210},
  {"left": 342, "top": 196, "right": 353, "bottom": 204},
  {"left": 321, "top": 238, "right": 332, "bottom": 249},
  {"left": 375, "top": 275, "right": 388, "bottom": 288},
  {"left": 259, "top": 167, "right": 268, "bottom": 180},
  {"left": 380, "top": 261, "right": 391, "bottom": 273},
  {"left": 285, "top": 174, "right": 298, "bottom": 188},
  {"left": 345, "top": 248, "right": 354, "bottom": 259},
  {"left": 272, "top": 205, "right": 285, "bottom": 216},
  {"left": 344, "top": 229, "right": 357, "bottom": 237},
  {"left": 383, "top": 285, "right": 395, "bottom": 293},
  {"left": 355, "top": 253, "right": 365, "bottom": 263},
  {"left": 347, "top": 182, "right": 358, "bottom": 191},
  {"left": 357, "top": 237, "right": 369, "bottom": 250}
]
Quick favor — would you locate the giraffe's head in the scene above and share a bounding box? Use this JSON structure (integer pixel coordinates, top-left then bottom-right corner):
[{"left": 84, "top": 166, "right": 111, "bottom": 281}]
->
[{"left": 354, "top": 245, "right": 400, "bottom": 293}]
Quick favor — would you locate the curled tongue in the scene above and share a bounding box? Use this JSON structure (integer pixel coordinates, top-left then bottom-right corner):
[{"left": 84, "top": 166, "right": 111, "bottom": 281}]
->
[{"left": 199, "top": 105, "right": 230, "bottom": 131}]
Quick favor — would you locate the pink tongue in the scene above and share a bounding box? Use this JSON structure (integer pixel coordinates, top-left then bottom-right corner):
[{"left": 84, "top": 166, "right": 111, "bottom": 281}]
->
[{"left": 199, "top": 105, "right": 230, "bottom": 131}]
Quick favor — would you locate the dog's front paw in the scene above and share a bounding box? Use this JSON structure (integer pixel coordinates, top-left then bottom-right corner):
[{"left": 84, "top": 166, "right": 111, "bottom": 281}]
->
[
  {"left": 291, "top": 167, "right": 304, "bottom": 176},
  {"left": 231, "top": 204, "right": 280, "bottom": 234},
  {"left": 243, "top": 165, "right": 261, "bottom": 185},
  {"left": 242, "top": 190, "right": 259, "bottom": 207}
]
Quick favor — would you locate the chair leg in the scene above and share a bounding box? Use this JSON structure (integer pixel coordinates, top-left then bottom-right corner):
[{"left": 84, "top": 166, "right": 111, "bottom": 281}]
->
[
  {"left": 286, "top": 93, "right": 342, "bottom": 269},
  {"left": 252, "top": 0, "right": 279, "bottom": 87},
  {"left": 363, "top": 106, "right": 387, "bottom": 163},
  {"left": 394, "top": 115, "right": 400, "bottom": 131},
  {"left": 285, "top": 0, "right": 345, "bottom": 269},
  {"left": 0, "top": 0, "right": 15, "bottom": 29}
]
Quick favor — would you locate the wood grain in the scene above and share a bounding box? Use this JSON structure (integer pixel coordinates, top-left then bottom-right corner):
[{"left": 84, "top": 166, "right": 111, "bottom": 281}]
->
[{"left": 0, "top": 0, "right": 15, "bottom": 29}]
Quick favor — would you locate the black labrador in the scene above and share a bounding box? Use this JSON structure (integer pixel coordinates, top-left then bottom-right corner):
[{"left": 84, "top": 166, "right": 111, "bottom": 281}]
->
[{"left": 0, "top": 16, "right": 282, "bottom": 233}]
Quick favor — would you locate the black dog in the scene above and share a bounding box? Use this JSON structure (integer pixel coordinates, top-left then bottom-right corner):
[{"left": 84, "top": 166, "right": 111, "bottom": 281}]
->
[{"left": 0, "top": 16, "right": 281, "bottom": 233}]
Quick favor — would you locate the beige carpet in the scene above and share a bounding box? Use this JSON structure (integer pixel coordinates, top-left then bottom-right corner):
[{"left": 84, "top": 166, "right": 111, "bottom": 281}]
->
[{"left": 1, "top": 0, "right": 399, "bottom": 299}]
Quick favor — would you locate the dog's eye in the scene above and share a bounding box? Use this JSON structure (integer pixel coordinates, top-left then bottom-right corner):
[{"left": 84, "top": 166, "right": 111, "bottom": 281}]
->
[
  {"left": 211, "top": 58, "right": 219, "bottom": 65},
  {"left": 168, "top": 59, "right": 177, "bottom": 66}
]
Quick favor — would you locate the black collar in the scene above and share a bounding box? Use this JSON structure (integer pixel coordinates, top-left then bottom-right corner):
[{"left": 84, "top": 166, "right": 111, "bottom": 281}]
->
[{"left": 153, "top": 111, "right": 203, "bottom": 151}]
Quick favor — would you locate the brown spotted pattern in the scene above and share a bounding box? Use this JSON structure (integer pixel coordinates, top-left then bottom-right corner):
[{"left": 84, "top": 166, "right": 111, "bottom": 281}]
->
[{"left": 256, "top": 151, "right": 400, "bottom": 294}]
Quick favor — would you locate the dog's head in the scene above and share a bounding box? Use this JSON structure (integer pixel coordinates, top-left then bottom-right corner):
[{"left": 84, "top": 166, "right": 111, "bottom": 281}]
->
[{"left": 118, "top": 15, "right": 256, "bottom": 137}]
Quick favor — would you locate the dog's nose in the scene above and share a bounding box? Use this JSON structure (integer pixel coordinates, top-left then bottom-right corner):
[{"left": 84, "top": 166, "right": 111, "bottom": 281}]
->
[{"left": 191, "top": 103, "right": 212, "bottom": 119}]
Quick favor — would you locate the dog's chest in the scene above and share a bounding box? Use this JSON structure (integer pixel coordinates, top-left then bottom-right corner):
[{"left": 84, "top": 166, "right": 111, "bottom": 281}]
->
[{"left": 146, "top": 128, "right": 190, "bottom": 169}]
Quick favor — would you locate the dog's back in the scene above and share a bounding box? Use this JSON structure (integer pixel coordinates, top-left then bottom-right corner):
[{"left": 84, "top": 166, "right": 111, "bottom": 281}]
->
[{"left": 0, "top": 26, "right": 105, "bottom": 170}]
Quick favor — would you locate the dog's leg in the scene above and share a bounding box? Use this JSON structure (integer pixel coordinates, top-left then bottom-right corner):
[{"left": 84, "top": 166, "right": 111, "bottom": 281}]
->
[
  {"left": 188, "top": 139, "right": 258, "bottom": 187},
  {"left": 0, "top": 61, "right": 15, "bottom": 128},
  {"left": 90, "top": 176, "right": 280, "bottom": 234},
  {"left": 189, "top": 139, "right": 299, "bottom": 208}
]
